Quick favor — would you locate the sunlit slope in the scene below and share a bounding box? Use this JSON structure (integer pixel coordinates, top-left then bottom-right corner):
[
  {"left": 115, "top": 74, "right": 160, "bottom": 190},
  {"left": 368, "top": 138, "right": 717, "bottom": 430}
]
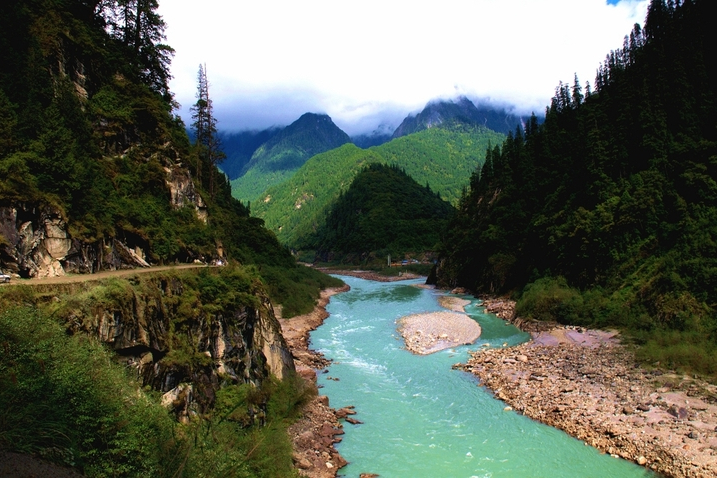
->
[
  {"left": 230, "top": 113, "right": 351, "bottom": 202},
  {"left": 253, "top": 125, "right": 505, "bottom": 247}
]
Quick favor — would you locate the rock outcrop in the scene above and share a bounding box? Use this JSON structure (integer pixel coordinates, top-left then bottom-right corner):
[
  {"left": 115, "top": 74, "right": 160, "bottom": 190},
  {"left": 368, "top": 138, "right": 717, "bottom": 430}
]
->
[
  {"left": 36, "top": 273, "right": 295, "bottom": 419},
  {"left": 0, "top": 147, "right": 209, "bottom": 278},
  {"left": 0, "top": 204, "right": 154, "bottom": 278}
]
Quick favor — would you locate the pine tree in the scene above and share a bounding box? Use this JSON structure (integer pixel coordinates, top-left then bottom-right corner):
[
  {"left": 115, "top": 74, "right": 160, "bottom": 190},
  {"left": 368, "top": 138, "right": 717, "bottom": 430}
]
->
[
  {"left": 99, "top": 0, "right": 174, "bottom": 98},
  {"left": 190, "top": 64, "right": 225, "bottom": 198}
]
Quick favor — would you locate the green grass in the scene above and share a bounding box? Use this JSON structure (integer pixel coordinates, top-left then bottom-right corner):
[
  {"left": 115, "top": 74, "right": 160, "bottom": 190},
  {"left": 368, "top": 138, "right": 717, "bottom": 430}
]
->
[{"left": 0, "top": 307, "right": 181, "bottom": 476}]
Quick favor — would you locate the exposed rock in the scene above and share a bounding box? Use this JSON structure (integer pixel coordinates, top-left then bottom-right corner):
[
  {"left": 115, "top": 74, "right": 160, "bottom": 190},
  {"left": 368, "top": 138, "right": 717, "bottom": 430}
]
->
[
  {"left": 39, "top": 274, "right": 294, "bottom": 419},
  {"left": 0, "top": 150, "right": 217, "bottom": 278},
  {"left": 164, "top": 161, "right": 207, "bottom": 223},
  {"left": 282, "top": 286, "right": 351, "bottom": 477},
  {"left": 459, "top": 328, "right": 717, "bottom": 478},
  {"left": 0, "top": 205, "right": 158, "bottom": 277}
]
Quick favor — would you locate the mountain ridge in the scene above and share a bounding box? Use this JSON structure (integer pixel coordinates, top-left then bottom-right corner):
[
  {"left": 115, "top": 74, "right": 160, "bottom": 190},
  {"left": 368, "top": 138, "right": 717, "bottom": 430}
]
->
[
  {"left": 230, "top": 112, "right": 351, "bottom": 202},
  {"left": 393, "top": 96, "right": 529, "bottom": 138}
]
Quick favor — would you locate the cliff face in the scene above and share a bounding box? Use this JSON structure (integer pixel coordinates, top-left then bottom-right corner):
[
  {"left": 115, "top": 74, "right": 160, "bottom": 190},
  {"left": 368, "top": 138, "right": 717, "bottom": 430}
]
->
[
  {"left": 34, "top": 271, "right": 295, "bottom": 418},
  {"left": 0, "top": 205, "right": 148, "bottom": 278},
  {"left": 0, "top": 155, "right": 210, "bottom": 278}
]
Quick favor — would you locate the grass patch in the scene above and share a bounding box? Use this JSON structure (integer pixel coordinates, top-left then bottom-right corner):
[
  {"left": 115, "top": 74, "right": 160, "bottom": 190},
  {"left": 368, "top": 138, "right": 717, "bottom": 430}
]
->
[
  {"left": 258, "top": 264, "right": 344, "bottom": 317},
  {"left": 0, "top": 306, "right": 181, "bottom": 476}
]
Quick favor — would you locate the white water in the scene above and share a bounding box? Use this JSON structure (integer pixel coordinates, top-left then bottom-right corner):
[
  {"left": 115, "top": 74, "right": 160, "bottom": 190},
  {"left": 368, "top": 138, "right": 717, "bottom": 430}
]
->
[{"left": 311, "top": 276, "right": 652, "bottom": 477}]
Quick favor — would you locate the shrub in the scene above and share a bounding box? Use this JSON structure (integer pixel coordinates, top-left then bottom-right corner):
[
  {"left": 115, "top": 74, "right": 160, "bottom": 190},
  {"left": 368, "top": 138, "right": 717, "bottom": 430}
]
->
[
  {"left": 0, "top": 307, "right": 180, "bottom": 476},
  {"left": 516, "top": 276, "right": 584, "bottom": 324}
]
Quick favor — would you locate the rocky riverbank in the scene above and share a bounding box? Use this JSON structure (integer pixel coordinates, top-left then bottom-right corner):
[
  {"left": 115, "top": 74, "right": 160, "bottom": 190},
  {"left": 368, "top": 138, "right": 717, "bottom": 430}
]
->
[
  {"left": 315, "top": 268, "right": 421, "bottom": 282},
  {"left": 279, "top": 285, "right": 353, "bottom": 478},
  {"left": 459, "top": 298, "right": 717, "bottom": 478}
]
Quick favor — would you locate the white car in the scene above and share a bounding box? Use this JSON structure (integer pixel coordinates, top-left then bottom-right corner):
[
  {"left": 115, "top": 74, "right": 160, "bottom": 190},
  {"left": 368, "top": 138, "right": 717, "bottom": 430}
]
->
[{"left": 0, "top": 274, "right": 11, "bottom": 283}]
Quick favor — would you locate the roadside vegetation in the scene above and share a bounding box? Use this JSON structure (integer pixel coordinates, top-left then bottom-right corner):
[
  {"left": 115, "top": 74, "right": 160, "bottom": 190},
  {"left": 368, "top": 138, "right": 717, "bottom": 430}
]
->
[{"left": 0, "top": 265, "right": 326, "bottom": 477}]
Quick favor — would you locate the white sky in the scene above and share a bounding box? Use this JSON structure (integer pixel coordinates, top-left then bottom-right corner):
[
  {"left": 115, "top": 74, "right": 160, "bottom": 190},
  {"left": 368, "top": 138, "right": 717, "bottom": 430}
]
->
[{"left": 158, "top": 0, "right": 649, "bottom": 135}]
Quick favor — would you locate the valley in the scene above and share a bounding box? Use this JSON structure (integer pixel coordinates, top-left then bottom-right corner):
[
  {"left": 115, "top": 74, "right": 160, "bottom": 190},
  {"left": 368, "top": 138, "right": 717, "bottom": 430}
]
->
[{"left": 1, "top": 0, "right": 716, "bottom": 477}]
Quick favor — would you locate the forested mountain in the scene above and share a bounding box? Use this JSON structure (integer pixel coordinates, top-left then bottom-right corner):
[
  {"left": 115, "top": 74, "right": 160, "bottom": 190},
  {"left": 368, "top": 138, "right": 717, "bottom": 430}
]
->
[
  {"left": 0, "top": 0, "right": 299, "bottom": 274},
  {"left": 217, "top": 127, "right": 281, "bottom": 180},
  {"left": 392, "top": 97, "right": 528, "bottom": 138},
  {"left": 434, "top": 0, "right": 717, "bottom": 374},
  {"left": 252, "top": 124, "right": 505, "bottom": 248},
  {"left": 230, "top": 113, "right": 351, "bottom": 202},
  {"left": 309, "top": 163, "right": 455, "bottom": 262},
  {"left": 0, "top": 1, "right": 343, "bottom": 475}
]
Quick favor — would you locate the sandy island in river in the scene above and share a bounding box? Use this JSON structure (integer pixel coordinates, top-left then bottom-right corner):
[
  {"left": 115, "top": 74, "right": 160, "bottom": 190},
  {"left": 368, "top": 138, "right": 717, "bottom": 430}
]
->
[{"left": 397, "top": 296, "right": 481, "bottom": 354}]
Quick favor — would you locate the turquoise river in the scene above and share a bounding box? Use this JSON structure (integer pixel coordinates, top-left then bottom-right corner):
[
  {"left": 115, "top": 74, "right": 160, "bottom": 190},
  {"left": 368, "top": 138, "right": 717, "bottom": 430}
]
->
[{"left": 311, "top": 276, "right": 653, "bottom": 478}]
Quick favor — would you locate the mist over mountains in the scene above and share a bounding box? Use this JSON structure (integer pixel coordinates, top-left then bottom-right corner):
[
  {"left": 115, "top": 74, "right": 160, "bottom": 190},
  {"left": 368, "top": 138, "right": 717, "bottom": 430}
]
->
[{"left": 220, "top": 97, "right": 531, "bottom": 182}]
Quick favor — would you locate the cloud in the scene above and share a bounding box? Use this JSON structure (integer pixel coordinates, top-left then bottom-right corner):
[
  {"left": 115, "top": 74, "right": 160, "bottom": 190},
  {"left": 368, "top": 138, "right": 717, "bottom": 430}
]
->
[{"left": 160, "top": 0, "right": 649, "bottom": 135}]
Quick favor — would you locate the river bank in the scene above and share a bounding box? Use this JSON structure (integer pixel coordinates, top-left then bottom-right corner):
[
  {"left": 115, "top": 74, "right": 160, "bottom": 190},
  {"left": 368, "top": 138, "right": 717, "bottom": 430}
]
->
[
  {"left": 279, "top": 285, "right": 352, "bottom": 477},
  {"left": 315, "top": 268, "right": 422, "bottom": 282},
  {"left": 459, "top": 298, "right": 717, "bottom": 478}
]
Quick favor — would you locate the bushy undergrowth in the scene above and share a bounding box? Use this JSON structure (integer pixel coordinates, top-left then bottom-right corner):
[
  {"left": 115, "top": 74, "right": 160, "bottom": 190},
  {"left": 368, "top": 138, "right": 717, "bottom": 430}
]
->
[
  {"left": 0, "top": 305, "right": 314, "bottom": 477},
  {"left": 0, "top": 307, "right": 180, "bottom": 476},
  {"left": 516, "top": 276, "right": 717, "bottom": 378},
  {"left": 181, "top": 374, "right": 312, "bottom": 478}
]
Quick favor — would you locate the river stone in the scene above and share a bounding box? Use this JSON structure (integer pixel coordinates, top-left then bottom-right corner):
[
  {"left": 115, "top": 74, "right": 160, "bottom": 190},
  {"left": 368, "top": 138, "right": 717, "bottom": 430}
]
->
[{"left": 637, "top": 456, "right": 647, "bottom": 465}]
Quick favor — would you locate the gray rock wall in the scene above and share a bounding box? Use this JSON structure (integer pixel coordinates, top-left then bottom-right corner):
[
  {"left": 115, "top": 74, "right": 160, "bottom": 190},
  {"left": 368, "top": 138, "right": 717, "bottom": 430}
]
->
[{"left": 44, "top": 274, "right": 295, "bottom": 418}]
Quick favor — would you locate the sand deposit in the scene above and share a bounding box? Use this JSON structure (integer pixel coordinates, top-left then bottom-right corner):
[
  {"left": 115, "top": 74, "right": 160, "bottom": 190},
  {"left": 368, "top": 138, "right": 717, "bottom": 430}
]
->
[{"left": 398, "top": 311, "right": 482, "bottom": 354}]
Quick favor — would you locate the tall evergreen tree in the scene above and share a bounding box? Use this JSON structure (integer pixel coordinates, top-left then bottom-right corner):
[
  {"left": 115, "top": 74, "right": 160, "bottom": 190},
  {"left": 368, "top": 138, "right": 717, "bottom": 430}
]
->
[{"left": 190, "top": 64, "right": 225, "bottom": 198}]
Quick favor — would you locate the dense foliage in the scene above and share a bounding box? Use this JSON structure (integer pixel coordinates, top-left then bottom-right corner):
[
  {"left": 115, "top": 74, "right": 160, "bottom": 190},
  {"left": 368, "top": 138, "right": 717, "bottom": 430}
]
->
[
  {"left": 0, "top": 0, "right": 298, "bottom": 269},
  {"left": 253, "top": 125, "right": 505, "bottom": 248},
  {"left": 435, "top": 0, "right": 717, "bottom": 374},
  {"left": 308, "top": 163, "right": 455, "bottom": 263},
  {"left": 0, "top": 302, "right": 309, "bottom": 477},
  {"left": 231, "top": 113, "right": 351, "bottom": 202}
]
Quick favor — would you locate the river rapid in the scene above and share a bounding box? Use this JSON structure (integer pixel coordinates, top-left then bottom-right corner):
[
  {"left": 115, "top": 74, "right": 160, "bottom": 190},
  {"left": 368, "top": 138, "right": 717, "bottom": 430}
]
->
[{"left": 311, "top": 276, "right": 652, "bottom": 477}]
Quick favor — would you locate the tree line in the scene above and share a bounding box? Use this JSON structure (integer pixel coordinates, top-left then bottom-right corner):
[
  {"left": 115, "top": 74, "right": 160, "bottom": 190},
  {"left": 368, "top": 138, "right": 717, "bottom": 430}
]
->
[{"left": 433, "top": 0, "right": 717, "bottom": 374}]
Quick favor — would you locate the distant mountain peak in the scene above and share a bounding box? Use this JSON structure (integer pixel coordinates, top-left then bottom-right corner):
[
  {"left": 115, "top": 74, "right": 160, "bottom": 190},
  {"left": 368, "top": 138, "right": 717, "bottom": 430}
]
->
[
  {"left": 230, "top": 112, "right": 351, "bottom": 202},
  {"left": 392, "top": 97, "right": 530, "bottom": 138}
]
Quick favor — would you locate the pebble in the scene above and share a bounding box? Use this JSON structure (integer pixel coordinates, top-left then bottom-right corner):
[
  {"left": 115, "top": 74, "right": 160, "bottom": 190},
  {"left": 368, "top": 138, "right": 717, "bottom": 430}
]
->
[{"left": 461, "top": 313, "right": 717, "bottom": 478}]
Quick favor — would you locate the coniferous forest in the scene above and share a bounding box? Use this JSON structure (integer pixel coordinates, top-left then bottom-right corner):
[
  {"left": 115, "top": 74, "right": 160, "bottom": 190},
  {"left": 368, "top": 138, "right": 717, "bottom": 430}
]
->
[
  {"left": 434, "top": 0, "right": 717, "bottom": 374},
  {"left": 309, "top": 163, "right": 455, "bottom": 263}
]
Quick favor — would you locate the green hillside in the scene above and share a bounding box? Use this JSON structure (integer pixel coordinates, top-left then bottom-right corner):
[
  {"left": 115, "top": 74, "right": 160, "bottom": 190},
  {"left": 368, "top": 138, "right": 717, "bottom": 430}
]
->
[
  {"left": 252, "top": 125, "right": 505, "bottom": 249},
  {"left": 376, "top": 124, "right": 505, "bottom": 204},
  {"left": 252, "top": 144, "right": 384, "bottom": 248},
  {"left": 231, "top": 113, "right": 351, "bottom": 202},
  {"left": 309, "top": 163, "right": 455, "bottom": 262},
  {"left": 434, "top": 0, "right": 717, "bottom": 375}
]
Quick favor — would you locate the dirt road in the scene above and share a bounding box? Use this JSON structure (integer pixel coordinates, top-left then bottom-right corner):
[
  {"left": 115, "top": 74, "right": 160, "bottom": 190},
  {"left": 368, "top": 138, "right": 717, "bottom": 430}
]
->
[{"left": 0, "top": 264, "right": 209, "bottom": 286}]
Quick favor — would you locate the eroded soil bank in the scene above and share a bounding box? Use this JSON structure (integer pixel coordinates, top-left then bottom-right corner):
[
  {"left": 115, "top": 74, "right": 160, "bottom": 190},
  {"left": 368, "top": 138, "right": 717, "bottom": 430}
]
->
[
  {"left": 280, "top": 285, "right": 351, "bottom": 478},
  {"left": 459, "top": 298, "right": 717, "bottom": 478}
]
